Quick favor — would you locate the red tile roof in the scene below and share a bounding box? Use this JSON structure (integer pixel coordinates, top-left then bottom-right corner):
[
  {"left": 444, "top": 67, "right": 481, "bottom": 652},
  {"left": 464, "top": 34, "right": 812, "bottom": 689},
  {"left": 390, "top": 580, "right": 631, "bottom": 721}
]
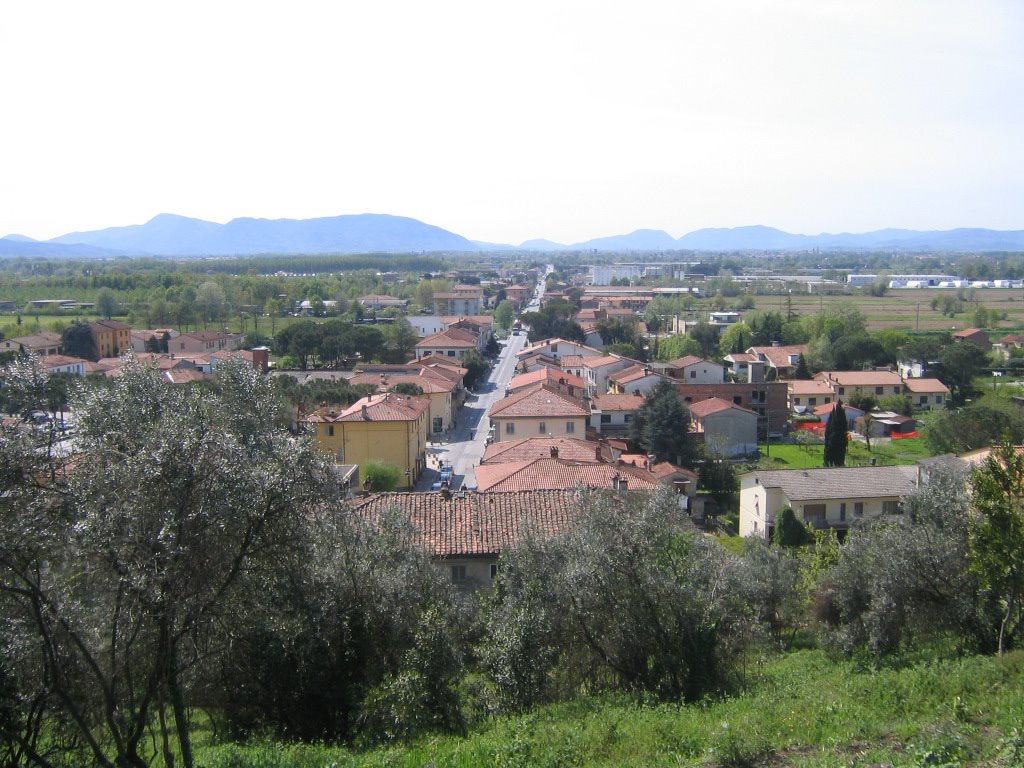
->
[
  {"left": 591, "top": 393, "right": 646, "bottom": 412},
  {"left": 416, "top": 328, "right": 478, "bottom": 348},
  {"left": 815, "top": 370, "right": 904, "bottom": 387},
  {"left": 508, "top": 367, "right": 585, "bottom": 392},
  {"left": 490, "top": 384, "right": 590, "bottom": 418},
  {"left": 482, "top": 437, "right": 607, "bottom": 464},
  {"left": 689, "top": 397, "right": 757, "bottom": 417},
  {"left": 903, "top": 377, "right": 950, "bottom": 394},
  {"left": 474, "top": 458, "right": 659, "bottom": 492},
  {"left": 305, "top": 392, "right": 430, "bottom": 423},
  {"left": 747, "top": 345, "right": 809, "bottom": 370}
]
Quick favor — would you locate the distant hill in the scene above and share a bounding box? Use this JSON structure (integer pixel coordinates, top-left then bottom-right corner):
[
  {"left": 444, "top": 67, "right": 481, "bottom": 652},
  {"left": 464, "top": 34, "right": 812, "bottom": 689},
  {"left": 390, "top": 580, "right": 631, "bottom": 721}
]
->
[
  {"left": 47, "top": 213, "right": 483, "bottom": 256},
  {"left": 12, "top": 214, "right": 1024, "bottom": 256}
]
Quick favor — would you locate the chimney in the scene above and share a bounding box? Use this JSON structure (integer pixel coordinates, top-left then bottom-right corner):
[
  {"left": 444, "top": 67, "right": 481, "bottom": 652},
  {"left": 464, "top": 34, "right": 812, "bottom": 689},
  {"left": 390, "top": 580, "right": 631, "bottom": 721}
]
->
[
  {"left": 361, "top": 404, "right": 369, "bottom": 420},
  {"left": 550, "top": 446, "right": 559, "bottom": 458},
  {"left": 596, "top": 444, "right": 602, "bottom": 462},
  {"left": 618, "top": 478, "right": 628, "bottom": 493}
]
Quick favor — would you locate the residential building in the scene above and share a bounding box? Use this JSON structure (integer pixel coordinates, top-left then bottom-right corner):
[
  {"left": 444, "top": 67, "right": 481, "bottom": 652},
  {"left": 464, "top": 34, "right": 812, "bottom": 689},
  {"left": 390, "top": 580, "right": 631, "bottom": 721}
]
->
[
  {"left": 688, "top": 397, "right": 758, "bottom": 458},
  {"left": 993, "top": 334, "right": 1024, "bottom": 360},
  {"left": 723, "top": 353, "right": 763, "bottom": 381},
  {"left": 443, "top": 316, "right": 493, "bottom": 353},
  {"left": 415, "top": 327, "right": 479, "bottom": 360},
  {"left": 303, "top": 392, "right": 430, "bottom": 489},
  {"left": 348, "top": 367, "right": 457, "bottom": 434},
  {"left": 358, "top": 294, "right": 409, "bottom": 311},
  {"left": 0, "top": 331, "right": 63, "bottom": 356},
  {"left": 675, "top": 381, "right": 789, "bottom": 439},
  {"left": 589, "top": 393, "right": 645, "bottom": 435},
  {"left": 489, "top": 384, "right": 590, "bottom": 442},
  {"left": 130, "top": 329, "right": 178, "bottom": 353},
  {"left": 786, "top": 379, "right": 835, "bottom": 411},
  {"left": 581, "top": 355, "right": 638, "bottom": 396},
  {"left": 739, "top": 465, "right": 920, "bottom": 539},
  {"left": 746, "top": 344, "right": 809, "bottom": 379},
  {"left": 40, "top": 354, "right": 87, "bottom": 376},
  {"left": 903, "top": 378, "right": 949, "bottom": 410},
  {"left": 517, "top": 338, "right": 603, "bottom": 363},
  {"left": 169, "top": 331, "right": 243, "bottom": 356},
  {"left": 481, "top": 437, "right": 610, "bottom": 465},
  {"left": 665, "top": 356, "right": 725, "bottom": 384},
  {"left": 507, "top": 367, "right": 586, "bottom": 398},
  {"left": 474, "top": 457, "right": 659, "bottom": 493},
  {"left": 433, "top": 285, "right": 484, "bottom": 316},
  {"left": 90, "top": 320, "right": 132, "bottom": 359},
  {"left": 814, "top": 370, "right": 905, "bottom": 400},
  {"left": 607, "top": 364, "right": 672, "bottom": 396},
  {"left": 951, "top": 328, "right": 991, "bottom": 351}
]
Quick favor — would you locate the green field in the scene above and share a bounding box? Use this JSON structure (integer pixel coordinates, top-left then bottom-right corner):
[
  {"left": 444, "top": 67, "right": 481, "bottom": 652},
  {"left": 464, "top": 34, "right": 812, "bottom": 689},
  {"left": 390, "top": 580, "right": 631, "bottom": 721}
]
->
[
  {"left": 757, "top": 437, "right": 933, "bottom": 470},
  {"left": 191, "top": 649, "right": 1024, "bottom": 768}
]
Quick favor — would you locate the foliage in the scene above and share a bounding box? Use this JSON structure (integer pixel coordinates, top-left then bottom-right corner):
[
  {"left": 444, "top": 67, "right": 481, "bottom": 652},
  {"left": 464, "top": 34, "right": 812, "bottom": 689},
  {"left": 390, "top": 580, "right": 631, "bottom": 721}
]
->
[
  {"left": 794, "top": 352, "right": 812, "bottom": 379},
  {"left": 938, "top": 341, "right": 990, "bottom": 405},
  {"left": 823, "top": 402, "right": 848, "bottom": 467},
  {"left": 520, "top": 301, "right": 585, "bottom": 344},
  {"left": 926, "top": 401, "right": 1024, "bottom": 454},
  {"left": 362, "top": 461, "right": 405, "bottom": 492},
  {"left": 95, "top": 286, "right": 119, "bottom": 318},
  {"left": 391, "top": 382, "right": 424, "bottom": 396},
  {"left": 61, "top": 320, "right": 98, "bottom": 361},
  {"left": 746, "top": 310, "right": 785, "bottom": 346},
  {"left": 605, "top": 342, "right": 645, "bottom": 361},
  {"left": 774, "top": 506, "right": 811, "bottom": 547},
  {"left": 494, "top": 299, "right": 515, "bottom": 330},
  {"left": 595, "top": 317, "right": 642, "bottom": 348},
  {"left": 970, "top": 442, "right": 1024, "bottom": 654},
  {"left": 718, "top": 322, "right": 753, "bottom": 357},
  {"left": 815, "top": 469, "right": 982, "bottom": 657},
  {"left": 699, "top": 456, "right": 739, "bottom": 516},
  {"left": 461, "top": 350, "right": 490, "bottom": 390},
  {"left": 687, "top": 321, "right": 719, "bottom": 358},
  {"left": 630, "top": 379, "right": 700, "bottom": 468},
  {"left": 655, "top": 333, "right": 700, "bottom": 362},
  {"left": 848, "top": 392, "right": 878, "bottom": 413},
  {"left": 879, "top": 393, "right": 913, "bottom": 416}
]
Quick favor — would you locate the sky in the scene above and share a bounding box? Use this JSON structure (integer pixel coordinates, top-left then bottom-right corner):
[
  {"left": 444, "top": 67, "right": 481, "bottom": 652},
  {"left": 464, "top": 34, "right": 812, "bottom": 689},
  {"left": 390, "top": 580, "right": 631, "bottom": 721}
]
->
[{"left": 1, "top": 1, "right": 1022, "bottom": 245}]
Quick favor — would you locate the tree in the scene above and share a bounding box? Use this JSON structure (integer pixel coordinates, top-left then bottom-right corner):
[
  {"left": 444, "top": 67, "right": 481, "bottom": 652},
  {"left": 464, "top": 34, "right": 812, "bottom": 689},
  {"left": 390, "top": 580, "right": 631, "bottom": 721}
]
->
[
  {"left": 938, "top": 341, "right": 989, "bottom": 406},
  {"left": 630, "top": 380, "right": 700, "bottom": 467},
  {"left": 794, "top": 353, "right": 812, "bottom": 380},
  {"left": 773, "top": 506, "right": 811, "bottom": 547},
  {"left": 656, "top": 333, "right": 701, "bottom": 362},
  {"left": 461, "top": 350, "right": 490, "bottom": 391},
  {"left": 383, "top": 317, "right": 419, "bottom": 363},
  {"left": 718, "top": 322, "right": 753, "bottom": 357},
  {"left": 361, "top": 461, "right": 404, "bottom": 492},
  {"left": 195, "top": 281, "right": 228, "bottom": 328},
  {"left": 699, "top": 456, "right": 739, "bottom": 518},
  {"left": 61, "top": 320, "right": 99, "bottom": 361},
  {"left": 392, "top": 382, "right": 424, "bottom": 396},
  {"left": 747, "top": 310, "right": 785, "bottom": 346},
  {"left": 494, "top": 300, "right": 515, "bottom": 331},
  {"left": 95, "top": 287, "right": 119, "bottom": 319},
  {"left": 0, "top": 357, "right": 330, "bottom": 768},
  {"left": 687, "top": 321, "right": 719, "bottom": 358},
  {"left": 970, "top": 441, "right": 1024, "bottom": 654},
  {"left": 823, "top": 402, "right": 848, "bottom": 467},
  {"left": 927, "top": 401, "right": 1024, "bottom": 454}
]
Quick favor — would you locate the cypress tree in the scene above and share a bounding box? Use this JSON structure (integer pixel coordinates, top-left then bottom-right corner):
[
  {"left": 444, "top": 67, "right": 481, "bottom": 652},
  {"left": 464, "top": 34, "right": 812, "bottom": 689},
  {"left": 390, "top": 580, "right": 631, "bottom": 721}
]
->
[{"left": 824, "top": 401, "right": 848, "bottom": 467}]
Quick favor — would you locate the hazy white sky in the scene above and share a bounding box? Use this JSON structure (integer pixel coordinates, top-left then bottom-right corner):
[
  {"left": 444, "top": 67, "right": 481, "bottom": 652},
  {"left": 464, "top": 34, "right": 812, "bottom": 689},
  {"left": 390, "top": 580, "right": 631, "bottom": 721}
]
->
[{"left": 2, "top": 1, "right": 1021, "bottom": 244}]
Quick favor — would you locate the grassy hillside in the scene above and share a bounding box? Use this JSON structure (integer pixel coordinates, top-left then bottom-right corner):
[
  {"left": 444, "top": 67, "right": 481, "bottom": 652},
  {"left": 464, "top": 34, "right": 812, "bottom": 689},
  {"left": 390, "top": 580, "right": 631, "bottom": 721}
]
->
[{"left": 195, "top": 649, "right": 1024, "bottom": 767}]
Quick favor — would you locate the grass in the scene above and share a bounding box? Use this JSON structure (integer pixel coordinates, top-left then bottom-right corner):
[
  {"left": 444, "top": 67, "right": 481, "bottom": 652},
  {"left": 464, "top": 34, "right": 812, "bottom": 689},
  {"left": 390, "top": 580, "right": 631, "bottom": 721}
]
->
[
  {"left": 756, "top": 437, "right": 933, "bottom": 470},
  {"left": 191, "top": 649, "right": 1024, "bottom": 767}
]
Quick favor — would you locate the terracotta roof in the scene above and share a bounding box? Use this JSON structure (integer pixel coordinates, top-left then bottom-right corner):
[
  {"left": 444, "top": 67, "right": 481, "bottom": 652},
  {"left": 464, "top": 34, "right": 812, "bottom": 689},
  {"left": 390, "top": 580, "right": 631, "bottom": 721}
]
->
[
  {"left": 903, "top": 377, "right": 950, "bottom": 394},
  {"left": 349, "top": 489, "right": 592, "bottom": 557},
  {"left": 649, "top": 461, "right": 698, "bottom": 481},
  {"left": 7, "top": 331, "right": 62, "bottom": 347},
  {"left": 482, "top": 437, "right": 607, "bottom": 464},
  {"left": 349, "top": 371, "right": 456, "bottom": 395},
  {"left": 508, "top": 367, "right": 585, "bottom": 392},
  {"left": 689, "top": 397, "right": 757, "bottom": 418},
  {"left": 441, "top": 315, "right": 492, "bottom": 326},
  {"left": 163, "top": 368, "right": 211, "bottom": 384},
  {"left": 609, "top": 365, "right": 661, "bottom": 385},
  {"left": 560, "top": 355, "right": 587, "bottom": 368},
  {"left": 416, "top": 328, "right": 478, "bottom": 348},
  {"left": 305, "top": 392, "right": 430, "bottom": 423},
  {"left": 812, "top": 402, "right": 862, "bottom": 417},
  {"left": 91, "top": 319, "right": 131, "bottom": 332},
  {"left": 725, "top": 353, "right": 758, "bottom": 363},
  {"left": 815, "top": 370, "right": 904, "bottom": 387},
  {"left": 952, "top": 328, "right": 986, "bottom": 338},
  {"left": 410, "top": 358, "right": 467, "bottom": 382},
  {"left": 747, "top": 465, "right": 919, "bottom": 501},
  {"left": 785, "top": 379, "right": 835, "bottom": 396},
  {"left": 999, "top": 334, "right": 1024, "bottom": 345},
  {"left": 581, "top": 355, "right": 628, "bottom": 369},
  {"left": 518, "top": 338, "right": 603, "bottom": 358},
  {"left": 475, "top": 458, "right": 659, "bottom": 492},
  {"left": 591, "top": 393, "right": 646, "bottom": 412},
  {"left": 668, "top": 355, "right": 706, "bottom": 369},
  {"left": 40, "top": 354, "right": 87, "bottom": 368},
  {"left": 490, "top": 385, "right": 590, "bottom": 418}
]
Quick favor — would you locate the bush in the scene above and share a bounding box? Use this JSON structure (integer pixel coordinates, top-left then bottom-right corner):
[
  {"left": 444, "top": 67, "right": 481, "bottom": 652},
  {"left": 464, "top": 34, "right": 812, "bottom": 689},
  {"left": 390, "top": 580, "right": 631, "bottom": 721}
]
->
[{"left": 362, "top": 461, "right": 404, "bottom": 491}]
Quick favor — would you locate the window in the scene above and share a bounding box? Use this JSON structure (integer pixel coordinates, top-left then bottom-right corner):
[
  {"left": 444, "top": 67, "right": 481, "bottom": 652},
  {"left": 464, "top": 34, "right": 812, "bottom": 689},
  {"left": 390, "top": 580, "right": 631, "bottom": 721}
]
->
[
  {"left": 839, "top": 503, "right": 846, "bottom": 521},
  {"left": 875, "top": 386, "right": 884, "bottom": 395},
  {"left": 803, "top": 504, "right": 827, "bottom": 527},
  {"left": 920, "top": 396, "right": 927, "bottom": 405},
  {"left": 490, "top": 563, "right": 498, "bottom": 581},
  {"left": 882, "top": 500, "right": 901, "bottom": 514},
  {"left": 451, "top": 565, "right": 467, "bottom": 582},
  {"left": 538, "top": 421, "right": 546, "bottom": 434},
  {"left": 624, "top": 414, "right": 633, "bottom": 423},
  {"left": 326, "top": 425, "right": 334, "bottom": 437},
  {"left": 600, "top": 414, "right": 612, "bottom": 424},
  {"left": 854, "top": 502, "right": 864, "bottom": 517},
  {"left": 505, "top": 422, "right": 515, "bottom": 435},
  {"left": 447, "top": 350, "right": 456, "bottom": 356},
  {"left": 566, "top": 421, "right": 575, "bottom": 433},
  {"left": 733, "top": 396, "right": 743, "bottom": 405},
  {"left": 689, "top": 370, "right": 696, "bottom": 379},
  {"left": 808, "top": 397, "right": 816, "bottom": 406},
  {"left": 935, "top": 395, "right": 943, "bottom": 404}
]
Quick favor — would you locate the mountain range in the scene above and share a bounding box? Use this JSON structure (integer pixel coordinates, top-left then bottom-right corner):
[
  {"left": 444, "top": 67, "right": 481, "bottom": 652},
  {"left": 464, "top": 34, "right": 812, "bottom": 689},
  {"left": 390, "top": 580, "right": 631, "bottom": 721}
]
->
[{"left": 3, "top": 214, "right": 1024, "bottom": 257}]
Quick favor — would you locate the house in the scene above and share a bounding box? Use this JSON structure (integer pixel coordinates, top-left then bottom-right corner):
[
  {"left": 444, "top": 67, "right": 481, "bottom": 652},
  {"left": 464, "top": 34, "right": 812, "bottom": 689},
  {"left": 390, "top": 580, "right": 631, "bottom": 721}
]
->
[
  {"left": 414, "top": 327, "right": 479, "bottom": 360},
  {"left": 675, "top": 381, "right": 789, "bottom": 439},
  {"left": 951, "top": 328, "right": 991, "bottom": 352},
  {"left": 432, "top": 285, "right": 484, "bottom": 316},
  {"left": 489, "top": 384, "right": 590, "bottom": 442},
  {"left": 688, "top": 397, "right": 758, "bottom": 458},
  {"left": 40, "top": 354, "right": 87, "bottom": 376},
  {"left": 90, "top": 320, "right": 132, "bottom": 359},
  {"left": 406, "top": 315, "right": 450, "bottom": 337},
  {"left": 442, "top": 316, "right": 494, "bottom": 353},
  {"left": 589, "top": 393, "right": 645, "bottom": 435},
  {"left": 814, "top": 370, "right": 905, "bottom": 400},
  {"left": 517, "top": 338, "right": 603, "bottom": 363},
  {"left": 507, "top": 367, "right": 586, "bottom": 398},
  {"left": 723, "top": 353, "right": 764, "bottom": 381},
  {"left": 474, "top": 457, "right": 659, "bottom": 493},
  {"left": 607, "top": 364, "right": 672, "bottom": 396},
  {"left": 482, "top": 437, "right": 610, "bottom": 465},
  {"left": 993, "top": 334, "right": 1024, "bottom": 360},
  {"left": 170, "top": 331, "right": 243, "bottom": 356},
  {"left": 210, "top": 347, "right": 270, "bottom": 374},
  {"left": 581, "top": 355, "right": 638, "bottom": 396},
  {"left": 0, "top": 331, "right": 63, "bottom": 356},
  {"left": 348, "top": 489, "right": 592, "bottom": 587},
  {"left": 303, "top": 392, "right": 430, "bottom": 489},
  {"left": 666, "top": 356, "right": 725, "bottom": 384},
  {"left": 130, "top": 329, "right": 177, "bottom": 353},
  {"left": 786, "top": 379, "right": 835, "bottom": 411},
  {"left": 738, "top": 465, "right": 920, "bottom": 539},
  {"left": 812, "top": 401, "right": 864, "bottom": 426},
  {"left": 358, "top": 294, "right": 409, "bottom": 311},
  {"left": 903, "top": 378, "right": 949, "bottom": 410},
  {"left": 348, "top": 366, "right": 458, "bottom": 434},
  {"left": 747, "top": 345, "right": 809, "bottom": 379}
]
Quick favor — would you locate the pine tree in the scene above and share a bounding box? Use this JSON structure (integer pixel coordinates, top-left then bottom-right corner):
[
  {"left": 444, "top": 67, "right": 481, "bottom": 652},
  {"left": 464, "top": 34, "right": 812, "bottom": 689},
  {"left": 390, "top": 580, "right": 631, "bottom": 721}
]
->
[
  {"left": 823, "top": 401, "right": 848, "bottom": 467},
  {"left": 794, "top": 353, "right": 812, "bottom": 380}
]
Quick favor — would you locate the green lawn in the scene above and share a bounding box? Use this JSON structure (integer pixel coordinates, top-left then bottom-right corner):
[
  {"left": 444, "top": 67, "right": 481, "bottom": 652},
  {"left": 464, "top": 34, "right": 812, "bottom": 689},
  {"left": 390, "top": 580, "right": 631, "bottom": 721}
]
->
[
  {"left": 757, "top": 437, "right": 933, "bottom": 470},
  {"left": 192, "top": 649, "right": 1024, "bottom": 768}
]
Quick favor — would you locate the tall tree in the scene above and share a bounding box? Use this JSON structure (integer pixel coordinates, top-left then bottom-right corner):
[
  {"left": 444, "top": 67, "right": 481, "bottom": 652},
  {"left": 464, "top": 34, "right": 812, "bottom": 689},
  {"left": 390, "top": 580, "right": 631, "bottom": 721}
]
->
[
  {"left": 970, "top": 441, "right": 1024, "bottom": 654},
  {"left": 823, "top": 402, "right": 848, "bottom": 467},
  {"left": 95, "top": 287, "right": 119, "bottom": 319},
  {"left": 62, "top": 321, "right": 99, "bottom": 361},
  {"left": 630, "top": 379, "right": 700, "bottom": 467}
]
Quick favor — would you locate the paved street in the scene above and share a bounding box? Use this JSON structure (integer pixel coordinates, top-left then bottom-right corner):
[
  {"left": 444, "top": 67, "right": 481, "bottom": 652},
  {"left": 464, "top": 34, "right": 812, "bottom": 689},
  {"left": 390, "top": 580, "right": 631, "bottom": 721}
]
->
[{"left": 415, "top": 329, "right": 528, "bottom": 491}]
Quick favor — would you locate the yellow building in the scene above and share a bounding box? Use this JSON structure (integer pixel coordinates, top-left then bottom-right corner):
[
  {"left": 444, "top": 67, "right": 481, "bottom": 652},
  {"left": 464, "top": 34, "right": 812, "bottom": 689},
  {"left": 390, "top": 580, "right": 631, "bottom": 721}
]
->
[
  {"left": 489, "top": 384, "right": 590, "bottom": 442},
  {"left": 348, "top": 369, "right": 457, "bottom": 434},
  {"left": 304, "top": 392, "right": 430, "bottom": 490},
  {"left": 90, "top": 320, "right": 132, "bottom": 359}
]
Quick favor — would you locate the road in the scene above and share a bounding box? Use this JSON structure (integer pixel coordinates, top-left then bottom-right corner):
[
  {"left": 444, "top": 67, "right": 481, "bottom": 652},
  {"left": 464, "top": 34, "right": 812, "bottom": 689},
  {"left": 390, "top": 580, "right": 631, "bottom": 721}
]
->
[
  {"left": 416, "top": 269, "right": 548, "bottom": 491},
  {"left": 416, "top": 329, "right": 528, "bottom": 490}
]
